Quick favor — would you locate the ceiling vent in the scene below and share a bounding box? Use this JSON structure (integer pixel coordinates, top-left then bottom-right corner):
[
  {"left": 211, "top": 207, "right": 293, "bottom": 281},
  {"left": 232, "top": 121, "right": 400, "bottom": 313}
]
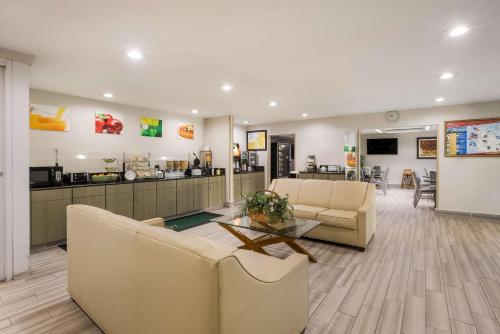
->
[{"left": 383, "top": 126, "right": 425, "bottom": 133}]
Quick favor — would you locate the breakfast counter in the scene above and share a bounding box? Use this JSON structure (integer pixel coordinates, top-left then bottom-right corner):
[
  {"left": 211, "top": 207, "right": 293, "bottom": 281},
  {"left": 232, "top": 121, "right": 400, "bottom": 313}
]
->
[
  {"left": 29, "top": 173, "right": 227, "bottom": 249},
  {"left": 298, "top": 171, "right": 346, "bottom": 181}
]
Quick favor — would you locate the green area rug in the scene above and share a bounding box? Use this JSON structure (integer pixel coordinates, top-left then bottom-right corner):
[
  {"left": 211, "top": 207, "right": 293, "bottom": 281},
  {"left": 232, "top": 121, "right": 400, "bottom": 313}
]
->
[{"left": 165, "top": 212, "right": 222, "bottom": 232}]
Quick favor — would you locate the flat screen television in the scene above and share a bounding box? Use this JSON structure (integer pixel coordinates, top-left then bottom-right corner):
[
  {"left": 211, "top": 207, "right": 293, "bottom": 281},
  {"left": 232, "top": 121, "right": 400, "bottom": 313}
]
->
[{"left": 367, "top": 138, "right": 398, "bottom": 155}]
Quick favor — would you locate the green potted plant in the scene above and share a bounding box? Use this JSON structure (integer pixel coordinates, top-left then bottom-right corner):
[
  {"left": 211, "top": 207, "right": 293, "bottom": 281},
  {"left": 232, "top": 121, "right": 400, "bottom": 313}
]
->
[{"left": 241, "top": 190, "right": 294, "bottom": 224}]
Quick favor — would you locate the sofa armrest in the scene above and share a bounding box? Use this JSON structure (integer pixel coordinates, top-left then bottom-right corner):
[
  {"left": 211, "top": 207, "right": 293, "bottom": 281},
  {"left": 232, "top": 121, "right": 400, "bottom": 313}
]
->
[
  {"left": 141, "top": 217, "right": 165, "bottom": 227},
  {"left": 218, "top": 250, "right": 308, "bottom": 334},
  {"left": 357, "top": 184, "right": 376, "bottom": 247}
]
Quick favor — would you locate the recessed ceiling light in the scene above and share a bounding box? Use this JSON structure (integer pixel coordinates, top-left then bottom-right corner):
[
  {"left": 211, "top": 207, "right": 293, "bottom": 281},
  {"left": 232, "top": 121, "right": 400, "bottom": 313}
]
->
[
  {"left": 161, "top": 156, "right": 168, "bottom": 160},
  {"left": 449, "top": 25, "right": 469, "bottom": 37},
  {"left": 243, "top": 120, "right": 249, "bottom": 124},
  {"left": 76, "top": 154, "right": 86, "bottom": 160},
  {"left": 191, "top": 109, "right": 199, "bottom": 114},
  {"left": 440, "top": 72, "right": 454, "bottom": 80},
  {"left": 435, "top": 97, "right": 445, "bottom": 103},
  {"left": 127, "top": 49, "right": 143, "bottom": 60},
  {"left": 269, "top": 100, "right": 277, "bottom": 107},
  {"left": 221, "top": 84, "right": 233, "bottom": 92},
  {"left": 103, "top": 92, "right": 114, "bottom": 98},
  {"left": 301, "top": 113, "right": 309, "bottom": 117}
]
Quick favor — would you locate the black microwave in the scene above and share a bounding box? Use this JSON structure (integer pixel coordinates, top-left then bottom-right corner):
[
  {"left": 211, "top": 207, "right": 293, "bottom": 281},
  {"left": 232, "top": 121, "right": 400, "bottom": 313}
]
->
[{"left": 30, "top": 166, "right": 64, "bottom": 188}]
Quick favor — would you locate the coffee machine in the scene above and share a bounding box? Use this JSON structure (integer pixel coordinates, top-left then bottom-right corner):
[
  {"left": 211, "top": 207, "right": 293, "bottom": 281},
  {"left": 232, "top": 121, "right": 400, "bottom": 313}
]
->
[{"left": 199, "top": 151, "right": 212, "bottom": 168}]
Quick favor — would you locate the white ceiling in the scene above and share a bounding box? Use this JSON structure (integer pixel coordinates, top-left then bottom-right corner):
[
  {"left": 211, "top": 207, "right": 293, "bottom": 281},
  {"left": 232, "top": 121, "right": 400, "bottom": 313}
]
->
[{"left": 1, "top": 0, "right": 500, "bottom": 124}]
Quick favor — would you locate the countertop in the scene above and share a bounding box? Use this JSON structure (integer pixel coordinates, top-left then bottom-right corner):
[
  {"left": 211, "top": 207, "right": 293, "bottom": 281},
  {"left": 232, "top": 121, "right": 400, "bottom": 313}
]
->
[
  {"left": 299, "top": 170, "right": 346, "bottom": 174},
  {"left": 233, "top": 169, "right": 265, "bottom": 174},
  {"left": 30, "top": 173, "right": 224, "bottom": 191}
]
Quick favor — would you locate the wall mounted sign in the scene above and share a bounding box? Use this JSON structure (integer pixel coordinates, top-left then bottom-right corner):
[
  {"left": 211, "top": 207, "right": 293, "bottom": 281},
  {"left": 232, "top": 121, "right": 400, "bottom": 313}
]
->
[
  {"left": 417, "top": 137, "right": 437, "bottom": 159},
  {"left": 177, "top": 123, "right": 194, "bottom": 139},
  {"left": 140, "top": 117, "right": 163, "bottom": 137},
  {"left": 30, "top": 104, "right": 71, "bottom": 132},
  {"left": 247, "top": 130, "right": 267, "bottom": 151},
  {"left": 95, "top": 112, "right": 124, "bottom": 135},
  {"left": 445, "top": 118, "right": 500, "bottom": 157}
]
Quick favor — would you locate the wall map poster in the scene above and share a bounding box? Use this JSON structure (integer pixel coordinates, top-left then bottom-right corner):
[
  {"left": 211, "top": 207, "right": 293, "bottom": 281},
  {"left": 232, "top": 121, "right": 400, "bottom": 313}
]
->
[{"left": 445, "top": 118, "right": 500, "bottom": 157}]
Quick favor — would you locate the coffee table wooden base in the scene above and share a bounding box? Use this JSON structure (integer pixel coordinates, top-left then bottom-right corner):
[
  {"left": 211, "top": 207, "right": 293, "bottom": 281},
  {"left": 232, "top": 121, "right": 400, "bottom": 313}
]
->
[{"left": 218, "top": 223, "right": 318, "bottom": 263}]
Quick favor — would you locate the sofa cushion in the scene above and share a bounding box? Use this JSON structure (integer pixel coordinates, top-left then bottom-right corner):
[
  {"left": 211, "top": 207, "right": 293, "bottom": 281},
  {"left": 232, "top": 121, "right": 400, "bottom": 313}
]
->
[
  {"left": 329, "top": 181, "right": 368, "bottom": 211},
  {"left": 317, "top": 209, "right": 358, "bottom": 230},
  {"left": 297, "top": 180, "right": 333, "bottom": 208},
  {"left": 271, "top": 178, "right": 302, "bottom": 204},
  {"left": 292, "top": 204, "right": 328, "bottom": 220}
]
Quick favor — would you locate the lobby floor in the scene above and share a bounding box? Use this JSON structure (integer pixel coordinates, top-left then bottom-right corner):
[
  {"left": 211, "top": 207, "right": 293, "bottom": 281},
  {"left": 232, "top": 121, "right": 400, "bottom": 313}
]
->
[{"left": 1, "top": 188, "right": 500, "bottom": 333}]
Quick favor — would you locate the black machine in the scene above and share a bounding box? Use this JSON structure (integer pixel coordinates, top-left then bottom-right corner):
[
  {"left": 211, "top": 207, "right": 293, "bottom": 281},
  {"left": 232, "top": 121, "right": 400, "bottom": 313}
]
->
[
  {"left": 64, "top": 172, "right": 89, "bottom": 184},
  {"left": 30, "top": 166, "right": 64, "bottom": 188}
]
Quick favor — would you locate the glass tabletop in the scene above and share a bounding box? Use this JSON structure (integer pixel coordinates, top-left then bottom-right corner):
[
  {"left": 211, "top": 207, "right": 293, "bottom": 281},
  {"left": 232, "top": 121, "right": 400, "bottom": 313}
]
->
[{"left": 211, "top": 215, "right": 321, "bottom": 239}]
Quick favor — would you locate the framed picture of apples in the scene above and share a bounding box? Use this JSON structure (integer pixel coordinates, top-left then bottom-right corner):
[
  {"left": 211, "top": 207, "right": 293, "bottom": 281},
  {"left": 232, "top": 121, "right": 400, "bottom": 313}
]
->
[{"left": 95, "top": 112, "right": 124, "bottom": 135}]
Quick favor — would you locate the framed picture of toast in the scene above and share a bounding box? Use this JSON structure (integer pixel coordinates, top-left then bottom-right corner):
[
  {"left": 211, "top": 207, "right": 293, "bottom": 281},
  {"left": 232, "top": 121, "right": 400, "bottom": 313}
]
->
[{"left": 417, "top": 137, "right": 437, "bottom": 159}]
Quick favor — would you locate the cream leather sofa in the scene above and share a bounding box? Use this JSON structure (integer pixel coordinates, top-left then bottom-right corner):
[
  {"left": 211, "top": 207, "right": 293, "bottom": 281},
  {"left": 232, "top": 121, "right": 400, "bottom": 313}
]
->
[
  {"left": 269, "top": 179, "right": 376, "bottom": 249},
  {"left": 67, "top": 205, "right": 309, "bottom": 334}
]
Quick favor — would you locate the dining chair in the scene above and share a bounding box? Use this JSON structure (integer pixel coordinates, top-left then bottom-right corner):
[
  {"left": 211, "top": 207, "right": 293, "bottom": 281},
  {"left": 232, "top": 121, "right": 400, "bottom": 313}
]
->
[
  {"left": 370, "top": 167, "right": 390, "bottom": 195},
  {"left": 412, "top": 171, "right": 436, "bottom": 208}
]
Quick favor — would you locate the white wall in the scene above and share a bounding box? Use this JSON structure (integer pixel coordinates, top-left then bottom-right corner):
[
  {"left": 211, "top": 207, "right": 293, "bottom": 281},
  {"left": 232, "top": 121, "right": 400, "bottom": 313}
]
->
[
  {"left": 233, "top": 124, "right": 247, "bottom": 151},
  {"left": 204, "top": 116, "right": 232, "bottom": 203},
  {"left": 30, "top": 89, "right": 205, "bottom": 172},
  {"left": 248, "top": 101, "right": 500, "bottom": 216},
  {"left": 360, "top": 131, "right": 437, "bottom": 185}
]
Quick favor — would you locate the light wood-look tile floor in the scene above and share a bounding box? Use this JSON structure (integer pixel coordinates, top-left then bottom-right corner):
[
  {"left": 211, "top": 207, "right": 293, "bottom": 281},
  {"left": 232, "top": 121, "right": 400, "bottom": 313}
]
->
[{"left": 2, "top": 188, "right": 500, "bottom": 333}]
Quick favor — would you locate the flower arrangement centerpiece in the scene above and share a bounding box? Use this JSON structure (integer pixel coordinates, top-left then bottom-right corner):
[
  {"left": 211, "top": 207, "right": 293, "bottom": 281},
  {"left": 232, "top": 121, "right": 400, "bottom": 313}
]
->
[{"left": 241, "top": 190, "right": 294, "bottom": 224}]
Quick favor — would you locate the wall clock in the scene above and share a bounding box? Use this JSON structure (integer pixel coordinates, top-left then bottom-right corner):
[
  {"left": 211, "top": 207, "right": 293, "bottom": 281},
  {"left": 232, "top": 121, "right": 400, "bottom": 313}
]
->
[{"left": 385, "top": 110, "right": 400, "bottom": 123}]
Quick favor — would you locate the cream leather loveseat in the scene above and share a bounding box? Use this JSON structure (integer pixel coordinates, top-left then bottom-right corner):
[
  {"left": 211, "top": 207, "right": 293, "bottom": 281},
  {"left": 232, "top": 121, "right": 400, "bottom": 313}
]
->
[
  {"left": 67, "top": 205, "right": 309, "bottom": 334},
  {"left": 269, "top": 179, "right": 376, "bottom": 249}
]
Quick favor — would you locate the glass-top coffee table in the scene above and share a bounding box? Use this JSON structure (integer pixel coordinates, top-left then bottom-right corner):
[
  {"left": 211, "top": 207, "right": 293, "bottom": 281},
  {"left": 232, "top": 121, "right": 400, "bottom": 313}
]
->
[{"left": 210, "top": 215, "right": 321, "bottom": 262}]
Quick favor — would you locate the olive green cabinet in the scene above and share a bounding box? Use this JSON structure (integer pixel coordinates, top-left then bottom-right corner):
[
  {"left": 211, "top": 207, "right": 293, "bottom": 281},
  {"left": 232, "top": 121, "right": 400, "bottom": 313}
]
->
[
  {"left": 222, "top": 175, "right": 226, "bottom": 204},
  {"left": 241, "top": 174, "right": 251, "bottom": 197},
  {"left": 157, "top": 180, "right": 177, "bottom": 217},
  {"left": 233, "top": 174, "right": 242, "bottom": 202},
  {"left": 133, "top": 182, "right": 157, "bottom": 221},
  {"left": 193, "top": 178, "right": 209, "bottom": 211},
  {"left": 177, "top": 179, "right": 194, "bottom": 214},
  {"left": 299, "top": 173, "right": 314, "bottom": 180},
  {"left": 72, "top": 186, "right": 106, "bottom": 209},
  {"left": 328, "top": 174, "right": 345, "bottom": 181},
  {"left": 313, "top": 173, "right": 328, "bottom": 180},
  {"left": 31, "top": 189, "right": 72, "bottom": 247},
  {"left": 105, "top": 184, "right": 134, "bottom": 218},
  {"left": 208, "top": 176, "right": 223, "bottom": 207},
  {"left": 252, "top": 172, "right": 265, "bottom": 191}
]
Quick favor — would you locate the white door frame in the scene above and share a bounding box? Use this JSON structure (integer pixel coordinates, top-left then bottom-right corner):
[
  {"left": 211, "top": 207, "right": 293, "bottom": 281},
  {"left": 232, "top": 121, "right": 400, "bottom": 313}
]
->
[
  {"left": 0, "top": 57, "right": 30, "bottom": 280},
  {"left": 0, "top": 60, "right": 6, "bottom": 280}
]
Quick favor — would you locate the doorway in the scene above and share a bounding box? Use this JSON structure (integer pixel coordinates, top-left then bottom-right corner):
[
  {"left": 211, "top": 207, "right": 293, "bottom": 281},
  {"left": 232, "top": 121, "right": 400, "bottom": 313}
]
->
[
  {"left": 270, "top": 134, "right": 295, "bottom": 181},
  {"left": 0, "top": 65, "right": 5, "bottom": 280},
  {"left": 358, "top": 125, "right": 439, "bottom": 206}
]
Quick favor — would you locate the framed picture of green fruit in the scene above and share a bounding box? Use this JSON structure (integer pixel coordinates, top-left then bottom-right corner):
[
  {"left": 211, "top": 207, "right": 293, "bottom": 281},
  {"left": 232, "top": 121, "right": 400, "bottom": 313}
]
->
[
  {"left": 95, "top": 112, "right": 124, "bottom": 135},
  {"left": 140, "top": 117, "right": 163, "bottom": 137}
]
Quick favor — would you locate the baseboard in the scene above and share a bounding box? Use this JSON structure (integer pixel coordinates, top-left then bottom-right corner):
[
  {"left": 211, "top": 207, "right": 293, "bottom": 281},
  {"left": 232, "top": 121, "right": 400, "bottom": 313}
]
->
[{"left": 435, "top": 208, "right": 500, "bottom": 220}]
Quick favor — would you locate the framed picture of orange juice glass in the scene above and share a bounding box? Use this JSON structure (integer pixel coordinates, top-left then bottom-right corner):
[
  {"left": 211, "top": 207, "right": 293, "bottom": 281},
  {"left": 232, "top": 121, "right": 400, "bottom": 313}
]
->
[{"left": 30, "top": 104, "right": 71, "bottom": 132}]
